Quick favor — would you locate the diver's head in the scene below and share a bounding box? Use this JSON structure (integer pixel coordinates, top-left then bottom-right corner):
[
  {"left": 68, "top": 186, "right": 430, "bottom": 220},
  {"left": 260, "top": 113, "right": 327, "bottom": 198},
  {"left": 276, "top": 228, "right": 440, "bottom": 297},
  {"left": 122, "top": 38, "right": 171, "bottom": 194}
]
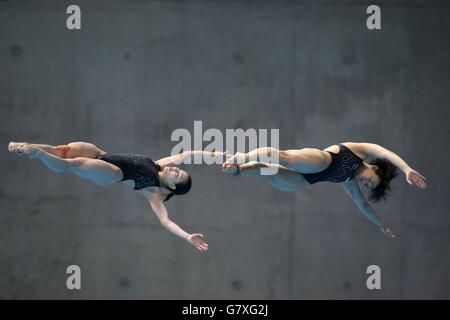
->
[
  {"left": 357, "top": 158, "right": 399, "bottom": 202},
  {"left": 160, "top": 166, "right": 192, "bottom": 202}
]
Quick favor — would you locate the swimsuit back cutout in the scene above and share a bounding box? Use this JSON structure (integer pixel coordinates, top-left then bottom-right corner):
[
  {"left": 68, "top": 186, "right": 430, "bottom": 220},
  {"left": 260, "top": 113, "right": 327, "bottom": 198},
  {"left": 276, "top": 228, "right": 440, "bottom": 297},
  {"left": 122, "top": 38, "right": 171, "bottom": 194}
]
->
[
  {"left": 96, "top": 153, "right": 161, "bottom": 190},
  {"left": 302, "top": 144, "right": 363, "bottom": 184}
]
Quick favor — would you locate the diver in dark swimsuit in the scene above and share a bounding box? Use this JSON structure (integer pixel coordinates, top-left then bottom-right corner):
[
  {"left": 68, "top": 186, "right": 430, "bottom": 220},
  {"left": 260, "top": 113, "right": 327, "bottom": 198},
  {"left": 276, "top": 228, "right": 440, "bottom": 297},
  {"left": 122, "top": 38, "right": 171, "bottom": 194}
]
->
[
  {"left": 95, "top": 153, "right": 162, "bottom": 190},
  {"left": 222, "top": 142, "right": 427, "bottom": 238},
  {"left": 8, "top": 141, "right": 225, "bottom": 252},
  {"left": 302, "top": 144, "right": 363, "bottom": 184}
]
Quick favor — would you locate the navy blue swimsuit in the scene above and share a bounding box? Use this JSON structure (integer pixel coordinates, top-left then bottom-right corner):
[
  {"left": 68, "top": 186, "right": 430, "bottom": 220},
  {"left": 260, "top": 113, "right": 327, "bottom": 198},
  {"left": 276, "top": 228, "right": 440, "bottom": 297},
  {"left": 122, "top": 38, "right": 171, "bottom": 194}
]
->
[
  {"left": 96, "top": 153, "right": 161, "bottom": 190},
  {"left": 302, "top": 144, "right": 363, "bottom": 184}
]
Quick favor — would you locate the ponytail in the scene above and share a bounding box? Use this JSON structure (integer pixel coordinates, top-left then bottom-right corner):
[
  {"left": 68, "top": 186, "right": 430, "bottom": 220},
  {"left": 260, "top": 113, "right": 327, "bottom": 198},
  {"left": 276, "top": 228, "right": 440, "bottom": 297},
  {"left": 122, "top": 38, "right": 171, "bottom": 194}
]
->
[
  {"left": 164, "top": 192, "right": 176, "bottom": 202},
  {"left": 163, "top": 175, "right": 192, "bottom": 202}
]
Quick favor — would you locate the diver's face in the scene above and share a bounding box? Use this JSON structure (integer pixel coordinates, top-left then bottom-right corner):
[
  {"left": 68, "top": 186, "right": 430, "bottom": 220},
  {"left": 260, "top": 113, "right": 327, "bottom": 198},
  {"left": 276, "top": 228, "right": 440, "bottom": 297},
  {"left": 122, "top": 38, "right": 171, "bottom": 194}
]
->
[
  {"left": 358, "top": 165, "right": 381, "bottom": 190},
  {"left": 163, "top": 166, "right": 188, "bottom": 186}
]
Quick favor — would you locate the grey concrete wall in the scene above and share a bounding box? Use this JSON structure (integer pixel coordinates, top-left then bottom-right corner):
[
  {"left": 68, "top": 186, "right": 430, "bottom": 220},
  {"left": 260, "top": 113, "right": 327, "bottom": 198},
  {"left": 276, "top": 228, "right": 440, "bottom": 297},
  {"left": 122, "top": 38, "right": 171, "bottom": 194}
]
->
[{"left": 0, "top": 0, "right": 449, "bottom": 299}]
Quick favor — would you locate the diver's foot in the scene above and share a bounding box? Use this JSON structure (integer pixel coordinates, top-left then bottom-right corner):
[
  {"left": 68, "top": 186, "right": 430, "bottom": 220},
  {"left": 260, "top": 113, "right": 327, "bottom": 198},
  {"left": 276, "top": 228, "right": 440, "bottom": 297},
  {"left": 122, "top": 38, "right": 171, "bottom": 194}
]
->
[
  {"left": 222, "top": 162, "right": 240, "bottom": 175},
  {"left": 8, "top": 142, "right": 28, "bottom": 154},
  {"left": 8, "top": 142, "right": 40, "bottom": 159}
]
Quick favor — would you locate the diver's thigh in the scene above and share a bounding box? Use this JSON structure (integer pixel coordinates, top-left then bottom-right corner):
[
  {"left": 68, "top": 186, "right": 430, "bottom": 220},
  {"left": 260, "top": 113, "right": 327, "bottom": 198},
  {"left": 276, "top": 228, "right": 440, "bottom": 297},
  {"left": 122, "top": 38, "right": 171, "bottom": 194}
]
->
[
  {"left": 281, "top": 148, "right": 330, "bottom": 173},
  {"left": 66, "top": 142, "right": 106, "bottom": 159},
  {"left": 69, "top": 157, "right": 123, "bottom": 185},
  {"left": 270, "top": 169, "right": 310, "bottom": 191}
]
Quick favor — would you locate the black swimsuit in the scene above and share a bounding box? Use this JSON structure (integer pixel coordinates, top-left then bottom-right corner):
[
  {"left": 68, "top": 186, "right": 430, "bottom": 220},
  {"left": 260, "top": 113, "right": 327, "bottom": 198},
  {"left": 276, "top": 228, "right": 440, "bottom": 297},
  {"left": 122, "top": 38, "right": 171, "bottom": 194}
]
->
[
  {"left": 302, "top": 144, "right": 363, "bottom": 184},
  {"left": 96, "top": 153, "right": 161, "bottom": 190}
]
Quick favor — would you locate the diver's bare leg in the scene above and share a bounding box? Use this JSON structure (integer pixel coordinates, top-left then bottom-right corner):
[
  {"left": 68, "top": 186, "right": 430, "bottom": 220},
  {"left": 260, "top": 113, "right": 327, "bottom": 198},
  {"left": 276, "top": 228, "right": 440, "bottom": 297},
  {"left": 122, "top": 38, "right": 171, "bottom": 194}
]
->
[
  {"left": 223, "top": 162, "right": 308, "bottom": 191},
  {"left": 13, "top": 145, "right": 122, "bottom": 185},
  {"left": 8, "top": 141, "right": 105, "bottom": 159},
  {"left": 226, "top": 147, "right": 328, "bottom": 173}
]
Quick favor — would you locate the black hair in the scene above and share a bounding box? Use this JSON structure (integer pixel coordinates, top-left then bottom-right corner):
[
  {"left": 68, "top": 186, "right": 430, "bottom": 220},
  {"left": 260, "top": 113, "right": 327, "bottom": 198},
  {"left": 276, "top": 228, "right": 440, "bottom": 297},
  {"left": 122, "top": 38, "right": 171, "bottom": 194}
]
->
[
  {"left": 163, "top": 174, "right": 192, "bottom": 202},
  {"left": 368, "top": 158, "right": 400, "bottom": 202}
]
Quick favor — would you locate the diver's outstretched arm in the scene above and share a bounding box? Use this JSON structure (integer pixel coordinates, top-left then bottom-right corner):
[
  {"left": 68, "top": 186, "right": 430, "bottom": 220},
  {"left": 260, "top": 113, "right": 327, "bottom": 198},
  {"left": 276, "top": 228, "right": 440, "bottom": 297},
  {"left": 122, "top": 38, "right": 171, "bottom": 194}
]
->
[
  {"left": 147, "top": 191, "right": 209, "bottom": 251},
  {"left": 156, "top": 150, "right": 226, "bottom": 168},
  {"left": 342, "top": 179, "right": 395, "bottom": 238}
]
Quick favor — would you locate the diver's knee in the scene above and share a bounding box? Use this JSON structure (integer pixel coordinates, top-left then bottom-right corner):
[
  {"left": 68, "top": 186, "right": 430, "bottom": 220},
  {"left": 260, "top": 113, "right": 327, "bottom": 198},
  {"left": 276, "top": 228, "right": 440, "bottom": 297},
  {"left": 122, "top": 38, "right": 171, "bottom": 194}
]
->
[
  {"left": 55, "top": 145, "right": 70, "bottom": 158},
  {"left": 68, "top": 157, "right": 86, "bottom": 168}
]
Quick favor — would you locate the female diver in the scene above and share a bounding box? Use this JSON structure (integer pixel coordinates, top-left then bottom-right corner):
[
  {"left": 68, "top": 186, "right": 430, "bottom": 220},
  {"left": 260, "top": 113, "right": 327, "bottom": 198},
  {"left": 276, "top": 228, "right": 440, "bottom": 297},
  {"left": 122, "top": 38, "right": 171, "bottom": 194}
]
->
[
  {"left": 8, "top": 141, "right": 220, "bottom": 251},
  {"left": 222, "top": 142, "right": 427, "bottom": 238}
]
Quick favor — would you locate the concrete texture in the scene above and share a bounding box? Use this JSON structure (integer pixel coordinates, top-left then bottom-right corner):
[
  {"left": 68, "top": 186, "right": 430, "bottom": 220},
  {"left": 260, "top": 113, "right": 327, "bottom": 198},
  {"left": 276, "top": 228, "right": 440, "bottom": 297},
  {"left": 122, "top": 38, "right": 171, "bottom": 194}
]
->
[{"left": 0, "top": 0, "right": 449, "bottom": 299}]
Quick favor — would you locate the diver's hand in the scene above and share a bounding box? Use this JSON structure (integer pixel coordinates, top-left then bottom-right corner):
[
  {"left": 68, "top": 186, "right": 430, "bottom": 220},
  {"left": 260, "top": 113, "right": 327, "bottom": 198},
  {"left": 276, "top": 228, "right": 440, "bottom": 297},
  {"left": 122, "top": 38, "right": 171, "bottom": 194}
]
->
[
  {"left": 222, "top": 163, "right": 240, "bottom": 175},
  {"left": 381, "top": 225, "right": 396, "bottom": 238},
  {"left": 187, "top": 233, "right": 209, "bottom": 251},
  {"left": 405, "top": 168, "right": 427, "bottom": 189}
]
